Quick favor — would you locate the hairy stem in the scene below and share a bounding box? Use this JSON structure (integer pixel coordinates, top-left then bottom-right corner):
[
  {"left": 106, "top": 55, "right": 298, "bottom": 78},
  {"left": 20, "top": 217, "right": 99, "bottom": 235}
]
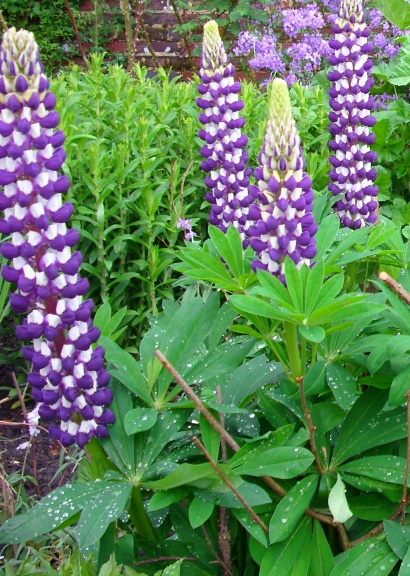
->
[
  {"left": 284, "top": 322, "right": 302, "bottom": 381},
  {"left": 379, "top": 271, "right": 410, "bottom": 306}
]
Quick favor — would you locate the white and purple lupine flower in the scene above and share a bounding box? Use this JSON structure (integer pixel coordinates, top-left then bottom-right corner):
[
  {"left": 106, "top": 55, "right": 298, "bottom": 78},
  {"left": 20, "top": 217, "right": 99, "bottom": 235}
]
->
[
  {"left": 197, "top": 21, "right": 255, "bottom": 236},
  {"left": 0, "top": 28, "right": 114, "bottom": 448},
  {"left": 245, "top": 78, "right": 318, "bottom": 284},
  {"left": 328, "top": 0, "right": 379, "bottom": 228}
]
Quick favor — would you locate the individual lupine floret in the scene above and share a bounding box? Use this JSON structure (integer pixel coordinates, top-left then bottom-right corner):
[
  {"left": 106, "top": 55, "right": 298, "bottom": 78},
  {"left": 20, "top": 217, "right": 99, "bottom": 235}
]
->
[
  {"left": 246, "top": 78, "right": 318, "bottom": 284},
  {"left": 197, "top": 21, "right": 255, "bottom": 235},
  {"left": 0, "top": 28, "right": 114, "bottom": 448},
  {"left": 327, "top": 0, "right": 379, "bottom": 228}
]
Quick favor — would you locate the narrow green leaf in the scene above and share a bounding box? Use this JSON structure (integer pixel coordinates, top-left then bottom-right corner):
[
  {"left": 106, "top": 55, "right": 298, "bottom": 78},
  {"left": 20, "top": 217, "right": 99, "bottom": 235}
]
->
[
  {"left": 331, "top": 389, "right": 407, "bottom": 466},
  {"left": 188, "top": 497, "right": 214, "bottom": 529},
  {"left": 303, "top": 361, "right": 328, "bottom": 396},
  {"left": 209, "top": 225, "right": 244, "bottom": 279},
  {"left": 316, "top": 213, "right": 340, "bottom": 261},
  {"left": 258, "top": 269, "right": 294, "bottom": 308},
  {"left": 349, "top": 494, "right": 396, "bottom": 521},
  {"left": 304, "top": 261, "right": 325, "bottom": 317},
  {"left": 299, "top": 325, "right": 326, "bottom": 343},
  {"left": 143, "top": 463, "right": 218, "bottom": 490},
  {"left": 124, "top": 408, "right": 158, "bottom": 435},
  {"left": 399, "top": 546, "right": 410, "bottom": 576},
  {"left": 389, "top": 365, "right": 410, "bottom": 407},
  {"left": 223, "top": 355, "right": 284, "bottom": 405},
  {"left": 283, "top": 258, "right": 305, "bottom": 313},
  {"left": 229, "top": 425, "right": 295, "bottom": 467},
  {"left": 326, "top": 364, "right": 357, "bottom": 409},
  {"left": 384, "top": 520, "right": 410, "bottom": 560},
  {"left": 100, "top": 336, "right": 152, "bottom": 405},
  {"left": 230, "top": 446, "right": 314, "bottom": 479},
  {"left": 148, "top": 488, "right": 189, "bottom": 511},
  {"left": 269, "top": 475, "right": 318, "bottom": 544},
  {"left": 230, "top": 294, "right": 298, "bottom": 322},
  {"left": 339, "top": 455, "right": 407, "bottom": 485},
  {"left": 260, "top": 517, "right": 312, "bottom": 576},
  {"left": 330, "top": 536, "right": 397, "bottom": 576},
  {"left": 307, "top": 521, "right": 335, "bottom": 576}
]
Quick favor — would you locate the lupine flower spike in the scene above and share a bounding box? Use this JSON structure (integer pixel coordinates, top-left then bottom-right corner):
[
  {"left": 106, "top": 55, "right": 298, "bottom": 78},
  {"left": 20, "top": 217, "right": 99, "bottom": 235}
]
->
[
  {"left": 328, "top": 0, "right": 379, "bottom": 228},
  {"left": 0, "top": 28, "right": 114, "bottom": 448},
  {"left": 197, "top": 21, "right": 255, "bottom": 236},
  {"left": 246, "top": 79, "right": 318, "bottom": 284}
]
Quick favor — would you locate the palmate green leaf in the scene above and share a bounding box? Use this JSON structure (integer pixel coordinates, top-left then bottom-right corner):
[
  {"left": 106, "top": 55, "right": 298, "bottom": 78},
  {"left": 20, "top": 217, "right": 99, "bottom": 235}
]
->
[
  {"left": 233, "top": 508, "right": 269, "bottom": 547},
  {"left": 0, "top": 481, "right": 130, "bottom": 546},
  {"left": 304, "top": 261, "right": 325, "bottom": 317},
  {"left": 188, "top": 497, "right": 214, "bottom": 529},
  {"left": 340, "top": 455, "right": 407, "bottom": 485},
  {"left": 75, "top": 483, "right": 133, "bottom": 550},
  {"left": 331, "top": 389, "right": 407, "bottom": 466},
  {"left": 269, "top": 475, "right": 318, "bottom": 544},
  {"left": 330, "top": 535, "right": 397, "bottom": 576},
  {"left": 229, "top": 446, "right": 314, "bottom": 479},
  {"left": 230, "top": 294, "right": 301, "bottom": 322},
  {"left": 175, "top": 245, "right": 240, "bottom": 291},
  {"left": 207, "top": 301, "right": 238, "bottom": 351},
  {"left": 260, "top": 517, "right": 312, "bottom": 576},
  {"left": 384, "top": 520, "right": 410, "bottom": 560},
  {"left": 283, "top": 258, "right": 305, "bottom": 313},
  {"left": 257, "top": 269, "right": 294, "bottom": 308},
  {"left": 325, "top": 226, "right": 372, "bottom": 266},
  {"left": 307, "top": 521, "right": 335, "bottom": 576}
]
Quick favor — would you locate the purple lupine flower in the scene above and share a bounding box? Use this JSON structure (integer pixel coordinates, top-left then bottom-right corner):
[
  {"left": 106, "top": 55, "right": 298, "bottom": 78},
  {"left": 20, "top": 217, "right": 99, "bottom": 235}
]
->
[
  {"left": 198, "top": 21, "right": 255, "bottom": 237},
  {"left": 245, "top": 78, "right": 318, "bottom": 284},
  {"left": 327, "top": 0, "right": 379, "bottom": 229},
  {"left": 0, "top": 28, "right": 115, "bottom": 448}
]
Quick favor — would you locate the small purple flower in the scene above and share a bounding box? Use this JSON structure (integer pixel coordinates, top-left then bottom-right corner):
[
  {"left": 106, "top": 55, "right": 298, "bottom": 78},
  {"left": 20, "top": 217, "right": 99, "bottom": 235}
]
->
[
  {"left": 177, "top": 217, "right": 198, "bottom": 241},
  {"left": 327, "top": 0, "right": 379, "bottom": 228},
  {"left": 198, "top": 21, "right": 255, "bottom": 238},
  {"left": 245, "top": 78, "right": 318, "bottom": 284},
  {"left": 0, "top": 28, "right": 114, "bottom": 448}
]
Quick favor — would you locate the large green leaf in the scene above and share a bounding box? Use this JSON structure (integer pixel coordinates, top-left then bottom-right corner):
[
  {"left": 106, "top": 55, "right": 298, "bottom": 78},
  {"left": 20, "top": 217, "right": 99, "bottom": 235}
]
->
[
  {"left": 75, "top": 483, "right": 133, "bottom": 550},
  {"left": 384, "top": 520, "right": 410, "bottom": 560},
  {"left": 0, "top": 481, "right": 130, "bottom": 546},
  {"left": 209, "top": 225, "right": 246, "bottom": 279},
  {"left": 389, "top": 365, "right": 410, "bottom": 407},
  {"left": 340, "top": 455, "right": 407, "bottom": 485},
  {"left": 349, "top": 494, "right": 397, "bottom": 521},
  {"left": 331, "top": 389, "right": 407, "bottom": 466},
  {"left": 330, "top": 536, "right": 397, "bottom": 576},
  {"left": 269, "top": 475, "right": 318, "bottom": 544},
  {"left": 260, "top": 517, "right": 312, "bottom": 576},
  {"left": 143, "top": 463, "right": 222, "bottom": 490},
  {"left": 188, "top": 497, "right": 214, "bottom": 529},
  {"left": 230, "top": 446, "right": 314, "bottom": 478}
]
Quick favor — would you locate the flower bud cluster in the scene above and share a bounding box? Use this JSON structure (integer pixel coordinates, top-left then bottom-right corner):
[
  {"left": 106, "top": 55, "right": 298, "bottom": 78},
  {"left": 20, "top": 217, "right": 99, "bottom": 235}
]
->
[
  {"left": 245, "top": 79, "right": 318, "bottom": 283},
  {"left": 327, "top": 0, "right": 378, "bottom": 228},
  {"left": 198, "top": 21, "right": 256, "bottom": 236},
  {"left": 0, "top": 28, "right": 114, "bottom": 448}
]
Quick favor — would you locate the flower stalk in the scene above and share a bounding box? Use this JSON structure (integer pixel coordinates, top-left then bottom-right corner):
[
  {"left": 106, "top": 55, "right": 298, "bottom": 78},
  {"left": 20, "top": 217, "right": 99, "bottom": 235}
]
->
[
  {"left": 0, "top": 28, "right": 114, "bottom": 447},
  {"left": 328, "top": 0, "right": 379, "bottom": 228}
]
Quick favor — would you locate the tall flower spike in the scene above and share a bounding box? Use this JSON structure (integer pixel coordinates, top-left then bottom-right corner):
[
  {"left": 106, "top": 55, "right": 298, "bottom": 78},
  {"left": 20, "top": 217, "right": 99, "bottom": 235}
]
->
[
  {"left": 328, "top": 0, "right": 379, "bottom": 229},
  {"left": 246, "top": 79, "right": 318, "bottom": 284},
  {"left": 0, "top": 28, "right": 115, "bottom": 448},
  {"left": 197, "top": 21, "right": 255, "bottom": 236}
]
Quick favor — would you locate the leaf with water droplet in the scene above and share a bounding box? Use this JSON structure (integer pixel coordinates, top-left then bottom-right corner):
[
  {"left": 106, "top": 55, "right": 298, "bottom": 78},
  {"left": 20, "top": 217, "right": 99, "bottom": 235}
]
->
[{"left": 328, "top": 474, "right": 353, "bottom": 523}]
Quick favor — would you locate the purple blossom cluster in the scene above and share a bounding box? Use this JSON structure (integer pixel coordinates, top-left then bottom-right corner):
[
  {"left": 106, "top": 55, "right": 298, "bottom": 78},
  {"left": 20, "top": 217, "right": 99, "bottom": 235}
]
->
[
  {"left": 282, "top": 3, "right": 325, "bottom": 37},
  {"left": 197, "top": 21, "right": 255, "bottom": 236},
  {"left": 0, "top": 28, "right": 114, "bottom": 448},
  {"left": 245, "top": 78, "right": 318, "bottom": 281},
  {"left": 233, "top": 1, "right": 407, "bottom": 85},
  {"left": 327, "top": 0, "right": 379, "bottom": 228}
]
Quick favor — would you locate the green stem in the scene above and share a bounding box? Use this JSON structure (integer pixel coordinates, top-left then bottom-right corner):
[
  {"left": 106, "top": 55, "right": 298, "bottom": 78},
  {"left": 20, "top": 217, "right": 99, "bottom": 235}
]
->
[
  {"left": 300, "top": 336, "right": 307, "bottom": 372},
  {"left": 310, "top": 342, "right": 318, "bottom": 367},
  {"left": 284, "top": 322, "right": 302, "bottom": 382},
  {"left": 129, "top": 486, "right": 159, "bottom": 542},
  {"left": 346, "top": 261, "right": 358, "bottom": 293}
]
